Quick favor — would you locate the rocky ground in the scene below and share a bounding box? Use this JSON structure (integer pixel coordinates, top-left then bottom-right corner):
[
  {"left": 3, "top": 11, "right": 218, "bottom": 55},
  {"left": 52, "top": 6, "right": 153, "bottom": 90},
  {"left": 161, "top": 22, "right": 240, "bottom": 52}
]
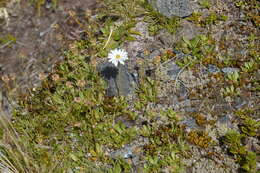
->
[{"left": 0, "top": 0, "right": 259, "bottom": 172}]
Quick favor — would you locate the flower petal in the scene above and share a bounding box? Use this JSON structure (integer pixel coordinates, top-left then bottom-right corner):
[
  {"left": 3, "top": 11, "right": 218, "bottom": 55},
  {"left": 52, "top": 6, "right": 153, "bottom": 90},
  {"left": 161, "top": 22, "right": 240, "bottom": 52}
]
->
[{"left": 107, "top": 48, "right": 128, "bottom": 67}]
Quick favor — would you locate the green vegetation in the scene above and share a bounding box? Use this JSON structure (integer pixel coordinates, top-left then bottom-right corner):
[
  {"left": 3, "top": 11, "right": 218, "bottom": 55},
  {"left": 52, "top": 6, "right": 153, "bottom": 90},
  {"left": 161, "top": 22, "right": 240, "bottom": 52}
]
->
[
  {"left": 176, "top": 34, "right": 216, "bottom": 67},
  {"left": 221, "top": 85, "right": 240, "bottom": 97},
  {"left": 198, "top": 0, "right": 211, "bottom": 9},
  {"left": 234, "top": 0, "right": 259, "bottom": 27},
  {"left": 141, "top": 0, "right": 180, "bottom": 35},
  {"left": 0, "top": 50, "right": 189, "bottom": 172},
  {"left": 100, "top": 0, "right": 181, "bottom": 38},
  {"left": 135, "top": 77, "right": 158, "bottom": 110},
  {"left": 222, "top": 108, "right": 259, "bottom": 173},
  {"left": 0, "top": 34, "right": 16, "bottom": 48},
  {"left": 227, "top": 71, "right": 240, "bottom": 84},
  {"left": 0, "top": 0, "right": 10, "bottom": 7},
  {"left": 0, "top": 0, "right": 259, "bottom": 172},
  {"left": 68, "top": 0, "right": 142, "bottom": 58},
  {"left": 0, "top": 1, "right": 189, "bottom": 172},
  {"left": 30, "top": 0, "right": 58, "bottom": 15},
  {"left": 187, "top": 130, "right": 213, "bottom": 148},
  {"left": 222, "top": 130, "right": 257, "bottom": 173},
  {"left": 142, "top": 123, "right": 187, "bottom": 172},
  {"left": 242, "top": 60, "right": 256, "bottom": 73},
  {"left": 236, "top": 109, "right": 260, "bottom": 137},
  {"left": 187, "top": 12, "right": 228, "bottom": 27}
]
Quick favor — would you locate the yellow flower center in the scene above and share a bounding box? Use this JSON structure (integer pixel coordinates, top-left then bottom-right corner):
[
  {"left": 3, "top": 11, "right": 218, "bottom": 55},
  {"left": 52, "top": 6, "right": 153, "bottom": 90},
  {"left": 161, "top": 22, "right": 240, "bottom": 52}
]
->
[{"left": 115, "top": 54, "right": 121, "bottom": 59}]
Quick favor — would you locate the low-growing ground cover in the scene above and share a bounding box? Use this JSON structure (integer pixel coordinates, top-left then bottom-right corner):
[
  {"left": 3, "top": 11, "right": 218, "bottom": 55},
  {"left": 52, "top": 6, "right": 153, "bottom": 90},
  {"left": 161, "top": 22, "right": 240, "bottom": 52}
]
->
[{"left": 0, "top": 0, "right": 259, "bottom": 172}]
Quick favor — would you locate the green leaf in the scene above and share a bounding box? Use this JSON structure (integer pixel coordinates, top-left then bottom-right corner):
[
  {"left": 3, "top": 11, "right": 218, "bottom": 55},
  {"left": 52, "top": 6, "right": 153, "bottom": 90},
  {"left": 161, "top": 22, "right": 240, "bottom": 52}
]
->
[{"left": 70, "top": 153, "right": 78, "bottom": 161}]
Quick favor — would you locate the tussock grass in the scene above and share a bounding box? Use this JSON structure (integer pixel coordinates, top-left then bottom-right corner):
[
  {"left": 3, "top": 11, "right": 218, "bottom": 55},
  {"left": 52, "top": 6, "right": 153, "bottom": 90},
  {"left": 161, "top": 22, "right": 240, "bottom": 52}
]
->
[{"left": 0, "top": 111, "right": 61, "bottom": 173}]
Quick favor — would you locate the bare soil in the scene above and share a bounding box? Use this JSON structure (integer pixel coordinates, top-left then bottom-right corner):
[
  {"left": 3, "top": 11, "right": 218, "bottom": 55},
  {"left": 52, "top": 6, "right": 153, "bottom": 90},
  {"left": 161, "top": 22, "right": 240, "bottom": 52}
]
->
[{"left": 0, "top": 0, "right": 97, "bottom": 93}]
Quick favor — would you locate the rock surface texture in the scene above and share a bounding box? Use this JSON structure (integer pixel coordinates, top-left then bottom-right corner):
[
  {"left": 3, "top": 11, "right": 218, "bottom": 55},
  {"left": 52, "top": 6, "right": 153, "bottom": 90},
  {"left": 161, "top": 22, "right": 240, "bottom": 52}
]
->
[
  {"left": 148, "top": 0, "right": 192, "bottom": 18},
  {"left": 98, "top": 62, "right": 136, "bottom": 97}
]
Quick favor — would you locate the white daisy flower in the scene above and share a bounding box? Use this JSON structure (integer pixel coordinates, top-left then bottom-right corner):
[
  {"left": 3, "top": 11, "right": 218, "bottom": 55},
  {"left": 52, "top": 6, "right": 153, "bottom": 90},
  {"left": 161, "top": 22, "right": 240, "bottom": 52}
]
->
[{"left": 107, "top": 48, "right": 128, "bottom": 67}]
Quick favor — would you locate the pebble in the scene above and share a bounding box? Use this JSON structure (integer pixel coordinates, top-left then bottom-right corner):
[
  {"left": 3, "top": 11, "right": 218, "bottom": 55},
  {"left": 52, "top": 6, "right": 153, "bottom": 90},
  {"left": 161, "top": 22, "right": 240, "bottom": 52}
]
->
[
  {"left": 167, "top": 63, "right": 181, "bottom": 79},
  {"left": 111, "top": 146, "right": 134, "bottom": 159},
  {"left": 218, "top": 114, "right": 231, "bottom": 125},
  {"left": 233, "top": 97, "right": 247, "bottom": 109},
  {"left": 181, "top": 117, "right": 200, "bottom": 130},
  {"left": 207, "top": 64, "right": 220, "bottom": 74},
  {"left": 221, "top": 67, "right": 239, "bottom": 74}
]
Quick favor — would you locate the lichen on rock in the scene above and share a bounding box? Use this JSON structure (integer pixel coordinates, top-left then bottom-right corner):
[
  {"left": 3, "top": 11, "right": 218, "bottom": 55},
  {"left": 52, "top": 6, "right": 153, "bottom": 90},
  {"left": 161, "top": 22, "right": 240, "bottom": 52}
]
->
[{"left": 148, "top": 0, "right": 193, "bottom": 18}]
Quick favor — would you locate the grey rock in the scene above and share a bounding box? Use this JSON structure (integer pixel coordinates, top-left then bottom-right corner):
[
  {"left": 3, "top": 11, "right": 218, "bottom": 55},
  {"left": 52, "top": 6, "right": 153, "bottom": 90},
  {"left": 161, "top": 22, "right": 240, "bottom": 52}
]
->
[
  {"left": 0, "top": 91, "right": 13, "bottom": 119},
  {"left": 148, "top": 0, "right": 192, "bottom": 18},
  {"left": 233, "top": 97, "right": 247, "bottom": 109},
  {"left": 183, "top": 107, "right": 198, "bottom": 113},
  {"left": 166, "top": 62, "right": 181, "bottom": 79},
  {"left": 173, "top": 49, "right": 187, "bottom": 58},
  {"left": 45, "top": 2, "right": 52, "bottom": 9},
  {"left": 149, "top": 49, "right": 161, "bottom": 59},
  {"left": 177, "top": 20, "right": 200, "bottom": 40},
  {"left": 157, "top": 21, "right": 199, "bottom": 47},
  {"left": 109, "top": 137, "right": 149, "bottom": 169},
  {"left": 221, "top": 67, "right": 239, "bottom": 74},
  {"left": 0, "top": 161, "right": 13, "bottom": 173},
  {"left": 216, "top": 114, "right": 234, "bottom": 136},
  {"left": 97, "top": 62, "right": 136, "bottom": 97},
  {"left": 181, "top": 117, "right": 200, "bottom": 130},
  {"left": 243, "top": 137, "right": 260, "bottom": 153},
  {"left": 126, "top": 21, "right": 154, "bottom": 59},
  {"left": 111, "top": 146, "right": 134, "bottom": 159},
  {"left": 218, "top": 114, "right": 231, "bottom": 125},
  {"left": 207, "top": 64, "right": 220, "bottom": 74},
  {"left": 184, "top": 146, "right": 239, "bottom": 173},
  {"left": 178, "top": 83, "right": 189, "bottom": 100}
]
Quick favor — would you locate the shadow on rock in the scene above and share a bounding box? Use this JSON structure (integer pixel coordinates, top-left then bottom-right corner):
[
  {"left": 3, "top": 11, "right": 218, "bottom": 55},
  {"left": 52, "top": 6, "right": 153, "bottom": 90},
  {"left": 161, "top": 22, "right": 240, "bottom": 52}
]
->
[{"left": 98, "top": 62, "right": 136, "bottom": 97}]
